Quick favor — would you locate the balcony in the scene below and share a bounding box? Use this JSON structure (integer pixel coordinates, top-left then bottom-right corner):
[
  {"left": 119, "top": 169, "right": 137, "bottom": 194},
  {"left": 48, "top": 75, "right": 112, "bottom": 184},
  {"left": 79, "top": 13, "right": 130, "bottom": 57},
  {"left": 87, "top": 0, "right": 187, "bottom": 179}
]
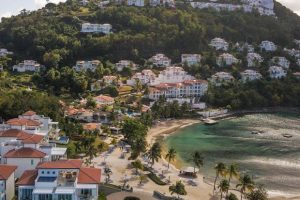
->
[{"left": 57, "top": 171, "right": 77, "bottom": 188}]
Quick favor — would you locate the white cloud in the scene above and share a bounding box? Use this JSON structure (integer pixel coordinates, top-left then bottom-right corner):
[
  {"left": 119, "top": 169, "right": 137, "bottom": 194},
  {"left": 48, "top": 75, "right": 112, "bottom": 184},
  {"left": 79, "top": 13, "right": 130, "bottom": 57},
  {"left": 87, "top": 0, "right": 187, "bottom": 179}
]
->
[
  {"left": 33, "top": 0, "right": 66, "bottom": 8},
  {"left": 277, "top": 0, "right": 300, "bottom": 15},
  {"left": 0, "top": 11, "right": 12, "bottom": 22}
]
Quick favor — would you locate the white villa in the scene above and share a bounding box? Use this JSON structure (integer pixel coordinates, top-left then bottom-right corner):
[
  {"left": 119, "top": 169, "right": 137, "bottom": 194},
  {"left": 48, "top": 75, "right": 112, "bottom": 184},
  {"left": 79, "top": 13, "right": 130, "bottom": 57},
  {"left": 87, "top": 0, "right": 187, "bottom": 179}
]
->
[
  {"left": 115, "top": 60, "right": 137, "bottom": 72},
  {"left": 269, "top": 66, "right": 287, "bottom": 79},
  {"left": 236, "top": 42, "right": 254, "bottom": 53},
  {"left": 217, "top": 53, "right": 239, "bottom": 67},
  {"left": 247, "top": 53, "right": 263, "bottom": 67},
  {"left": 148, "top": 54, "right": 171, "bottom": 67},
  {"left": 73, "top": 60, "right": 101, "bottom": 72},
  {"left": 284, "top": 48, "right": 300, "bottom": 58},
  {"left": 210, "top": 72, "right": 235, "bottom": 86},
  {"left": 149, "top": 79, "right": 208, "bottom": 100},
  {"left": 127, "top": 0, "right": 144, "bottom": 7},
  {"left": 12, "top": 60, "right": 42, "bottom": 73},
  {"left": 81, "top": 23, "right": 112, "bottom": 34},
  {"left": 271, "top": 57, "right": 290, "bottom": 69},
  {"left": 260, "top": 41, "right": 277, "bottom": 52},
  {"left": 150, "top": 66, "right": 195, "bottom": 86},
  {"left": 0, "top": 165, "right": 17, "bottom": 200},
  {"left": 209, "top": 38, "right": 229, "bottom": 51},
  {"left": 16, "top": 159, "right": 101, "bottom": 200},
  {"left": 181, "top": 54, "right": 201, "bottom": 66},
  {"left": 127, "top": 69, "right": 156, "bottom": 86},
  {"left": 240, "top": 69, "right": 262, "bottom": 82},
  {"left": 0, "top": 48, "right": 13, "bottom": 57}
]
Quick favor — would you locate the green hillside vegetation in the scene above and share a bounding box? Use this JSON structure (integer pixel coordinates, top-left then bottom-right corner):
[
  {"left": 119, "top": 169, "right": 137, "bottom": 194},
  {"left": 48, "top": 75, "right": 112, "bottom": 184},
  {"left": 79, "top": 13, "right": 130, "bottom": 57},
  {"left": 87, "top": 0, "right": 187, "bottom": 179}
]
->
[{"left": 0, "top": 0, "right": 300, "bottom": 112}]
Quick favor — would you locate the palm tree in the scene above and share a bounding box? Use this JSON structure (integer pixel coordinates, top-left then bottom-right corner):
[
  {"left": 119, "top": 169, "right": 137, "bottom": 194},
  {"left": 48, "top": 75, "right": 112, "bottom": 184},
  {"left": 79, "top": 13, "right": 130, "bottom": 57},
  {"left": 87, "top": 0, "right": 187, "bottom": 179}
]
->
[
  {"left": 97, "top": 142, "right": 105, "bottom": 153},
  {"left": 74, "top": 142, "right": 81, "bottom": 154},
  {"left": 132, "top": 159, "right": 144, "bottom": 175},
  {"left": 226, "top": 164, "right": 239, "bottom": 196},
  {"left": 146, "top": 142, "right": 162, "bottom": 168},
  {"left": 104, "top": 166, "right": 112, "bottom": 184},
  {"left": 134, "top": 79, "right": 143, "bottom": 93},
  {"left": 86, "top": 145, "right": 97, "bottom": 161},
  {"left": 165, "top": 148, "right": 176, "bottom": 170},
  {"left": 218, "top": 179, "right": 229, "bottom": 199},
  {"left": 213, "top": 162, "right": 227, "bottom": 192},
  {"left": 236, "top": 174, "right": 255, "bottom": 200},
  {"left": 169, "top": 181, "right": 187, "bottom": 199},
  {"left": 190, "top": 151, "right": 204, "bottom": 174}
]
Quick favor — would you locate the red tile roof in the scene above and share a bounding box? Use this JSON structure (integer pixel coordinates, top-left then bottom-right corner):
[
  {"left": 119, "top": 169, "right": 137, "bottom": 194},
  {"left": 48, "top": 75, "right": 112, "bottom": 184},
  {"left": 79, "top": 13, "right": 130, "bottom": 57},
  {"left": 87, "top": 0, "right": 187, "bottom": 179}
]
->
[
  {"left": 37, "top": 160, "right": 83, "bottom": 169},
  {"left": 4, "top": 148, "right": 46, "bottom": 158},
  {"left": 7, "top": 118, "right": 41, "bottom": 126},
  {"left": 0, "top": 129, "right": 28, "bottom": 138},
  {"left": 22, "top": 134, "right": 44, "bottom": 144},
  {"left": 16, "top": 170, "right": 38, "bottom": 186},
  {"left": 23, "top": 110, "right": 37, "bottom": 116},
  {"left": 94, "top": 95, "right": 114, "bottom": 103},
  {"left": 0, "top": 165, "right": 17, "bottom": 180},
  {"left": 78, "top": 167, "right": 101, "bottom": 184},
  {"left": 0, "top": 129, "right": 44, "bottom": 144}
]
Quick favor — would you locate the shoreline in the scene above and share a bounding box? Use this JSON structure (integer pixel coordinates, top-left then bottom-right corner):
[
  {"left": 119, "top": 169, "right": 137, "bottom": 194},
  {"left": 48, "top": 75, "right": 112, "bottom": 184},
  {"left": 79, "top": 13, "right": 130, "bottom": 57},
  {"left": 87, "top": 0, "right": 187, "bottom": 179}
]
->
[{"left": 147, "top": 111, "right": 300, "bottom": 199}]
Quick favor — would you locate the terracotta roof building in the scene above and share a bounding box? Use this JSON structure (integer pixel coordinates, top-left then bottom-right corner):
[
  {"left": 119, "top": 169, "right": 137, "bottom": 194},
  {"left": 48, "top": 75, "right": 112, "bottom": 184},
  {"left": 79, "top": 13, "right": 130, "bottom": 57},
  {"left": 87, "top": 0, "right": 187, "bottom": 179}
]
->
[{"left": 0, "top": 165, "right": 17, "bottom": 200}]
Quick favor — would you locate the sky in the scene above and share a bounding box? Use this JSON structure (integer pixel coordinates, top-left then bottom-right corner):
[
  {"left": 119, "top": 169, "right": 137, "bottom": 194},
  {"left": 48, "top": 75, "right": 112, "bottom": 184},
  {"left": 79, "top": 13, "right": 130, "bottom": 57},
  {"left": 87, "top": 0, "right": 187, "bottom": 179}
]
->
[{"left": 0, "top": 0, "right": 299, "bottom": 21}]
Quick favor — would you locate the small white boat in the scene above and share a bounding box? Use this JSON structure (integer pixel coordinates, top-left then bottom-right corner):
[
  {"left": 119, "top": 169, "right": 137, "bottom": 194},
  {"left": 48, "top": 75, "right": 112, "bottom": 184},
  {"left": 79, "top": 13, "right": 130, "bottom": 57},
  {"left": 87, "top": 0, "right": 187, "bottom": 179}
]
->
[{"left": 203, "top": 118, "right": 218, "bottom": 125}]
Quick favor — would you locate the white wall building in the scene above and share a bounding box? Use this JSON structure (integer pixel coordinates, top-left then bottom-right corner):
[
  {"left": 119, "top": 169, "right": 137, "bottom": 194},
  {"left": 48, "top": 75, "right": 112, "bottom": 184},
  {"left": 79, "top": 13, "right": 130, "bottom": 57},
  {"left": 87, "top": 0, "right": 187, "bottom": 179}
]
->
[
  {"left": 181, "top": 54, "right": 201, "bottom": 66},
  {"left": 12, "top": 60, "right": 42, "bottom": 73},
  {"left": 0, "top": 165, "right": 17, "bottom": 200},
  {"left": 260, "top": 41, "right": 277, "bottom": 52},
  {"left": 209, "top": 38, "right": 229, "bottom": 51},
  {"left": 115, "top": 60, "right": 137, "bottom": 72},
  {"left": 0, "top": 49, "right": 13, "bottom": 57},
  {"left": 127, "top": 69, "right": 156, "bottom": 86},
  {"left": 149, "top": 80, "right": 208, "bottom": 100},
  {"left": 271, "top": 57, "right": 290, "bottom": 69},
  {"left": 150, "top": 66, "right": 195, "bottom": 86},
  {"left": 81, "top": 23, "right": 112, "bottom": 34},
  {"left": 240, "top": 69, "right": 262, "bottom": 82},
  {"left": 148, "top": 54, "right": 171, "bottom": 67},
  {"left": 127, "top": 0, "right": 144, "bottom": 7},
  {"left": 210, "top": 72, "right": 235, "bottom": 86},
  {"left": 16, "top": 160, "right": 101, "bottom": 200},
  {"left": 217, "top": 53, "right": 239, "bottom": 67},
  {"left": 268, "top": 66, "right": 287, "bottom": 79},
  {"left": 247, "top": 53, "right": 263, "bottom": 67},
  {"left": 73, "top": 60, "right": 101, "bottom": 72}
]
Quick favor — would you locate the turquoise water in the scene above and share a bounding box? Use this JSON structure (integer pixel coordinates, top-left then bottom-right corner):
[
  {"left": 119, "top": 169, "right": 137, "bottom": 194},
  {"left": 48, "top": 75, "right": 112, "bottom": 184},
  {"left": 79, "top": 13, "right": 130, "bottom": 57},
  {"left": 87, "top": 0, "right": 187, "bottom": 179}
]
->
[{"left": 164, "top": 113, "right": 300, "bottom": 197}]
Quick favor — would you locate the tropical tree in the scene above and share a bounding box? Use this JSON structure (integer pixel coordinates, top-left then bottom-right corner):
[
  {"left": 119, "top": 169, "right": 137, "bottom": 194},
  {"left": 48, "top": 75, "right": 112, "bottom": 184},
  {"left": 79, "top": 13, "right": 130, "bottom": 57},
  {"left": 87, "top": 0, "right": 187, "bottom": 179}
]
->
[
  {"left": 213, "top": 162, "right": 227, "bottom": 192},
  {"left": 104, "top": 166, "right": 112, "bottom": 184},
  {"left": 97, "top": 142, "right": 105, "bottom": 153},
  {"left": 169, "top": 181, "right": 187, "bottom": 199},
  {"left": 227, "top": 164, "right": 239, "bottom": 196},
  {"left": 74, "top": 142, "right": 81, "bottom": 153},
  {"left": 236, "top": 175, "right": 255, "bottom": 200},
  {"left": 165, "top": 148, "right": 176, "bottom": 170},
  {"left": 226, "top": 193, "right": 239, "bottom": 200},
  {"left": 190, "top": 151, "right": 204, "bottom": 174},
  {"left": 139, "top": 173, "right": 148, "bottom": 185},
  {"left": 146, "top": 142, "right": 162, "bottom": 167},
  {"left": 218, "top": 179, "right": 229, "bottom": 199},
  {"left": 86, "top": 145, "right": 97, "bottom": 163},
  {"left": 131, "top": 159, "right": 144, "bottom": 175},
  {"left": 134, "top": 79, "right": 143, "bottom": 93},
  {"left": 246, "top": 186, "right": 268, "bottom": 200}
]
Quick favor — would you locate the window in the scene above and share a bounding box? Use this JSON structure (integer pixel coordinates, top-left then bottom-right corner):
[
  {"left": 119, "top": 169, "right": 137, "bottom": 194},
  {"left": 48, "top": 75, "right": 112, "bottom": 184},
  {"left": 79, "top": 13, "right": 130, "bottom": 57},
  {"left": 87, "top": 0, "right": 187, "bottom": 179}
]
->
[
  {"left": 38, "top": 194, "right": 52, "bottom": 200},
  {"left": 58, "top": 194, "right": 72, "bottom": 200},
  {"left": 20, "top": 188, "right": 33, "bottom": 200},
  {"left": 47, "top": 171, "right": 50, "bottom": 174},
  {"left": 52, "top": 171, "right": 55, "bottom": 175},
  {"left": 31, "top": 160, "right": 34, "bottom": 165}
]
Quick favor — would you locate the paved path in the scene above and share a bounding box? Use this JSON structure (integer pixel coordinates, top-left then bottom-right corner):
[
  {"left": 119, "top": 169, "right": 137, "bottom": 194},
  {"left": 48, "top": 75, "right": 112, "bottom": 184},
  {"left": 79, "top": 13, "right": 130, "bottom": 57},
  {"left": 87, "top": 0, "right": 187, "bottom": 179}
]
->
[{"left": 107, "top": 191, "right": 156, "bottom": 200}]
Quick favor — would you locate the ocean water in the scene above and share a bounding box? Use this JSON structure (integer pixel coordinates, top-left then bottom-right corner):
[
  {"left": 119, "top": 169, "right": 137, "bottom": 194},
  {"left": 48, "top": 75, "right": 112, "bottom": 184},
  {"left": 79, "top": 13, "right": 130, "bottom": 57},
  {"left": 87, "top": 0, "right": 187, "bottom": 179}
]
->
[{"left": 164, "top": 113, "right": 300, "bottom": 197}]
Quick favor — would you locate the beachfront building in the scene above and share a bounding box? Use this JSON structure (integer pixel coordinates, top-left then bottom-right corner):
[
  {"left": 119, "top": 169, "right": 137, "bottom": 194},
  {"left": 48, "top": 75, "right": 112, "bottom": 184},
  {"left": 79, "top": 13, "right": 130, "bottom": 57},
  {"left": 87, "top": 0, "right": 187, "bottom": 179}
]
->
[
  {"left": 271, "top": 57, "right": 290, "bottom": 69},
  {"left": 93, "top": 95, "right": 115, "bottom": 106},
  {"left": 247, "top": 53, "right": 263, "bottom": 67},
  {"left": 73, "top": 60, "right": 101, "bottom": 72},
  {"left": 269, "top": 66, "right": 287, "bottom": 79},
  {"left": 81, "top": 23, "right": 112, "bottom": 34},
  {"left": 115, "top": 60, "right": 137, "bottom": 72},
  {"left": 127, "top": 69, "right": 156, "bottom": 86},
  {"left": 181, "top": 54, "right": 202, "bottom": 66},
  {"left": 216, "top": 53, "right": 239, "bottom": 67},
  {"left": 209, "top": 38, "right": 229, "bottom": 51},
  {"left": 240, "top": 69, "right": 262, "bottom": 82},
  {"left": 260, "top": 40, "right": 277, "bottom": 52},
  {"left": 0, "top": 48, "right": 13, "bottom": 57},
  {"left": 209, "top": 72, "right": 235, "bottom": 86},
  {"left": 148, "top": 54, "right": 171, "bottom": 67},
  {"left": 148, "top": 80, "right": 208, "bottom": 100},
  {"left": 16, "top": 160, "right": 101, "bottom": 200},
  {"left": 150, "top": 66, "right": 195, "bottom": 86},
  {"left": 127, "top": 0, "right": 144, "bottom": 6},
  {"left": 12, "top": 60, "right": 42, "bottom": 73},
  {"left": 0, "top": 165, "right": 17, "bottom": 200}
]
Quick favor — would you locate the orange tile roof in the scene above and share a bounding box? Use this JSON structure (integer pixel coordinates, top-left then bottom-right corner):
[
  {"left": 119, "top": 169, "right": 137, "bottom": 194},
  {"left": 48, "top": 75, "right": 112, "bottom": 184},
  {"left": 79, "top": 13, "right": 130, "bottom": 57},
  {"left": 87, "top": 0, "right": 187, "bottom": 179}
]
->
[
  {"left": 22, "top": 110, "right": 37, "bottom": 116},
  {"left": 78, "top": 167, "right": 101, "bottom": 184},
  {"left": 0, "top": 129, "right": 44, "bottom": 144},
  {"left": 7, "top": 118, "right": 41, "bottom": 126},
  {"left": 0, "top": 165, "right": 17, "bottom": 180},
  {"left": 94, "top": 95, "right": 114, "bottom": 102},
  {"left": 37, "top": 160, "right": 83, "bottom": 169},
  {"left": 83, "top": 123, "right": 100, "bottom": 131},
  {"left": 16, "top": 170, "right": 38, "bottom": 186},
  {"left": 22, "top": 134, "right": 44, "bottom": 144},
  {"left": 4, "top": 148, "right": 46, "bottom": 158}
]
